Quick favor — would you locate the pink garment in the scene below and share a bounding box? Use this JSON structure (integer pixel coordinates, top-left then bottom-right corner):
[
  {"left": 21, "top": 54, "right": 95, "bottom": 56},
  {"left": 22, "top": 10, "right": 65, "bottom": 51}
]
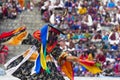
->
[{"left": 0, "top": 45, "right": 9, "bottom": 56}]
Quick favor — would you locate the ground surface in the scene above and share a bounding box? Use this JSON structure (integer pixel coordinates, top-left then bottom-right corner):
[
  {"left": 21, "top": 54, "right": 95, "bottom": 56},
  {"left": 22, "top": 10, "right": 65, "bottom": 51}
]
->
[{"left": 0, "top": 7, "right": 44, "bottom": 68}]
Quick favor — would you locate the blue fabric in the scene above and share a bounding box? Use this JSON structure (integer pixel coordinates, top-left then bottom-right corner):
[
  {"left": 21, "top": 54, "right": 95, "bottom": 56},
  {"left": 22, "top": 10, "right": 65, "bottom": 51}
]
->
[
  {"left": 81, "top": 66, "right": 86, "bottom": 72},
  {"left": 107, "top": 2, "right": 115, "bottom": 8},
  {"left": 78, "top": 34, "right": 85, "bottom": 39},
  {"left": 40, "top": 24, "right": 48, "bottom": 54},
  {"left": 35, "top": 54, "right": 41, "bottom": 74},
  {"left": 102, "top": 35, "right": 108, "bottom": 41},
  {"left": 111, "top": 45, "right": 118, "bottom": 50},
  {"left": 71, "top": 24, "right": 79, "bottom": 30},
  {"left": 65, "top": 1, "right": 72, "bottom": 7}
]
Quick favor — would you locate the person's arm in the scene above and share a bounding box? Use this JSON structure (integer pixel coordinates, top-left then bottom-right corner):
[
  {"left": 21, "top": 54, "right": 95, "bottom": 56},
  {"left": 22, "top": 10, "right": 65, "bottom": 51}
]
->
[{"left": 66, "top": 55, "right": 79, "bottom": 62}]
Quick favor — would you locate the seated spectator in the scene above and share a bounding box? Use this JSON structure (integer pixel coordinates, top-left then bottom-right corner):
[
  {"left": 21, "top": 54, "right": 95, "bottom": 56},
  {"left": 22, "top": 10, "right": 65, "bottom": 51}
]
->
[
  {"left": 106, "top": 0, "right": 116, "bottom": 11},
  {"left": 108, "top": 30, "right": 119, "bottom": 45},
  {"left": 10, "top": 8, "right": 17, "bottom": 19},
  {"left": 91, "top": 31, "right": 102, "bottom": 42},
  {"left": 110, "top": 43, "right": 118, "bottom": 51},
  {"left": 103, "top": 61, "right": 115, "bottom": 76},
  {"left": 0, "top": 44, "right": 9, "bottom": 64},
  {"left": 64, "top": 0, "right": 72, "bottom": 13},
  {"left": 71, "top": 20, "right": 79, "bottom": 30},
  {"left": 65, "top": 12, "right": 74, "bottom": 27},
  {"left": 101, "top": 42, "right": 109, "bottom": 50},
  {"left": 84, "top": 30, "right": 91, "bottom": 39},
  {"left": 72, "top": 31, "right": 79, "bottom": 40},
  {"left": 96, "top": 51, "right": 106, "bottom": 64},
  {"left": 116, "top": 52, "right": 120, "bottom": 61},
  {"left": 60, "top": 20, "right": 69, "bottom": 30},
  {"left": 78, "top": 5, "right": 87, "bottom": 15},
  {"left": 78, "top": 31, "right": 87, "bottom": 42},
  {"left": 2, "top": 5, "right": 8, "bottom": 18},
  {"left": 102, "top": 31, "right": 109, "bottom": 44},
  {"left": 114, "top": 61, "right": 120, "bottom": 76}
]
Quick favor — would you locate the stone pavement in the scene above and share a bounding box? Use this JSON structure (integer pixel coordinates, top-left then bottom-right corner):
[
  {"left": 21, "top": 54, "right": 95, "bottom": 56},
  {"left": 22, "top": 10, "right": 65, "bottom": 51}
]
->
[{"left": 0, "top": 8, "right": 44, "bottom": 68}]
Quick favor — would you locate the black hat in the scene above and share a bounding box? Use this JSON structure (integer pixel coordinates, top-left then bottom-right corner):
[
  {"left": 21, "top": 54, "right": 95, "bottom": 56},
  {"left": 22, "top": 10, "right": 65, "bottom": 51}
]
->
[{"left": 48, "top": 24, "right": 65, "bottom": 35}]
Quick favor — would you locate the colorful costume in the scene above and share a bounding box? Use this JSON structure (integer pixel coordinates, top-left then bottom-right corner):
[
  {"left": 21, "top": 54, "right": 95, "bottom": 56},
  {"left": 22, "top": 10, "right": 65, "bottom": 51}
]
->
[{"left": 0, "top": 24, "right": 101, "bottom": 80}]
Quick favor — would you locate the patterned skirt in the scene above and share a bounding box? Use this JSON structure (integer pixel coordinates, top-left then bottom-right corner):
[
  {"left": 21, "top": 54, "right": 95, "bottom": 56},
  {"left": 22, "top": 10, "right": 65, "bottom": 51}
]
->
[{"left": 6, "top": 56, "right": 65, "bottom": 80}]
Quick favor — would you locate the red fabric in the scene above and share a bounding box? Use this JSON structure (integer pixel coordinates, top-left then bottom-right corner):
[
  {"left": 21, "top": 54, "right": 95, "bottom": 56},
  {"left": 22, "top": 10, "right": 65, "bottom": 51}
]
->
[
  {"left": 79, "top": 54, "right": 88, "bottom": 60},
  {"left": 0, "top": 30, "right": 14, "bottom": 39},
  {"left": 79, "top": 59, "right": 95, "bottom": 66},
  {"left": 2, "top": 7, "right": 7, "bottom": 16},
  {"left": 96, "top": 54, "right": 106, "bottom": 63},
  {"left": 110, "top": 33, "right": 116, "bottom": 40},
  {"left": 114, "top": 64, "right": 119, "bottom": 73},
  {"left": 50, "top": 28, "right": 60, "bottom": 34},
  {"left": 33, "top": 30, "right": 41, "bottom": 41},
  {"left": 94, "top": 34, "right": 102, "bottom": 39},
  {"left": 47, "top": 41, "right": 57, "bottom": 53}
]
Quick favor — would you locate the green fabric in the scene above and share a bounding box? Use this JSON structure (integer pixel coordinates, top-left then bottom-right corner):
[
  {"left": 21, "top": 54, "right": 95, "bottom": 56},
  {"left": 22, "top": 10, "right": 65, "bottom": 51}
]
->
[
  {"left": 84, "top": 33, "right": 91, "bottom": 38},
  {"left": 72, "top": 34, "right": 78, "bottom": 39},
  {"left": 95, "top": 63, "right": 101, "bottom": 67}
]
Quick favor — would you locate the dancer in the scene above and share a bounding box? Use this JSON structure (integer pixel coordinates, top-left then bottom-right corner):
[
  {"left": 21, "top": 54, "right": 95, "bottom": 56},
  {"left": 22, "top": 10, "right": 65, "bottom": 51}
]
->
[{"left": 0, "top": 24, "right": 102, "bottom": 80}]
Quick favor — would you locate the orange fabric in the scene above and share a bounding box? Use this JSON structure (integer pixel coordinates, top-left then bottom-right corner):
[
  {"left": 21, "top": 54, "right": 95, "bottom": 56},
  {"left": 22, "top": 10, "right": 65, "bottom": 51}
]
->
[
  {"left": 18, "top": 0, "right": 25, "bottom": 8},
  {"left": 3, "top": 31, "right": 28, "bottom": 46},
  {"left": 61, "top": 61, "right": 74, "bottom": 80},
  {"left": 23, "top": 50, "right": 38, "bottom": 61}
]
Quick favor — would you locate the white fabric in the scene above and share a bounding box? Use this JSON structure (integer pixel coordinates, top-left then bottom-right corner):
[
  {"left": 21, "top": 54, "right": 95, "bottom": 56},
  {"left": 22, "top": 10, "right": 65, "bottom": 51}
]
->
[
  {"left": 83, "top": 15, "right": 93, "bottom": 26},
  {"left": 49, "top": 13, "right": 55, "bottom": 24},
  {"left": 5, "top": 46, "right": 36, "bottom": 75},
  {"left": 108, "top": 32, "right": 120, "bottom": 45},
  {"left": 31, "top": 51, "right": 39, "bottom": 75}
]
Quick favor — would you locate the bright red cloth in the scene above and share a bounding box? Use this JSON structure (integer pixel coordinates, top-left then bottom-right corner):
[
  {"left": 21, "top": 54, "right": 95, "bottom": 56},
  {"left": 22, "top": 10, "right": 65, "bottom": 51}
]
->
[{"left": 0, "top": 30, "right": 14, "bottom": 39}]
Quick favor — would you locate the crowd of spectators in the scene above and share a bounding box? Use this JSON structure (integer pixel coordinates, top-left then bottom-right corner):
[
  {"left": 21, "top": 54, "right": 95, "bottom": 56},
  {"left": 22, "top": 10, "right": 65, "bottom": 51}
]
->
[
  {"left": 39, "top": 0, "right": 120, "bottom": 77},
  {"left": 0, "top": 0, "right": 34, "bottom": 21}
]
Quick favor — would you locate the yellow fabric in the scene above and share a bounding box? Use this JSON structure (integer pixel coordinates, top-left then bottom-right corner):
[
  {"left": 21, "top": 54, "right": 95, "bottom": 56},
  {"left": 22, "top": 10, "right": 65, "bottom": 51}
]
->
[
  {"left": 3, "top": 31, "right": 28, "bottom": 46},
  {"left": 67, "top": 33, "right": 71, "bottom": 40},
  {"left": 78, "top": 7, "right": 87, "bottom": 15},
  {"left": 87, "top": 53, "right": 93, "bottom": 61},
  {"left": 61, "top": 61, "right": 74, "bottom": 80},
  {"left": 40, "top": 44, "right": 47, "bottom": 70},
  {"left": 13, "top": 26, "right": 26, "bottom": 34},
  {"left": 80, "top": 62, "right": 102, "bottom": 74}
]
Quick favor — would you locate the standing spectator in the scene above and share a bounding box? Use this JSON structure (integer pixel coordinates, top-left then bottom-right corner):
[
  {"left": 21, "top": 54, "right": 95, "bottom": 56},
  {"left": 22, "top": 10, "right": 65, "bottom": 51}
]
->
[{"left": 0, "top": 44, "right": 9, "bottom": 64}]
